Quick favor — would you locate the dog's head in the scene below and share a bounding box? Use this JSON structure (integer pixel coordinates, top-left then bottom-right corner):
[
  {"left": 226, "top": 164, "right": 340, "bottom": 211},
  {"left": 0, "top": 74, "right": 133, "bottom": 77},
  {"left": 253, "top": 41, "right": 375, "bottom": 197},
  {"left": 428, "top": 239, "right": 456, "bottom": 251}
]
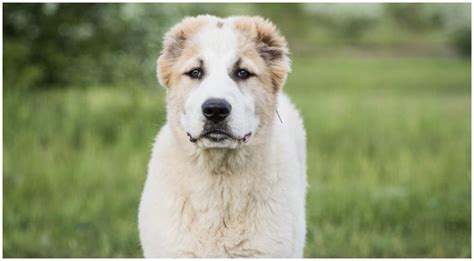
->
[{"left": 158, "top": 15, "right": 290, "bottom": 149}]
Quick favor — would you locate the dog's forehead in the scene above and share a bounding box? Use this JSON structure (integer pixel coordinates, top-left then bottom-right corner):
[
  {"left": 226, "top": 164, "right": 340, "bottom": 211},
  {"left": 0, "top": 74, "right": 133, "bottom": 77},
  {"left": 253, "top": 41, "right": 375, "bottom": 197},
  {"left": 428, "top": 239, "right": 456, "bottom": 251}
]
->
[{"left": 194, "top": 22, "right": 240, "bottom": 65}]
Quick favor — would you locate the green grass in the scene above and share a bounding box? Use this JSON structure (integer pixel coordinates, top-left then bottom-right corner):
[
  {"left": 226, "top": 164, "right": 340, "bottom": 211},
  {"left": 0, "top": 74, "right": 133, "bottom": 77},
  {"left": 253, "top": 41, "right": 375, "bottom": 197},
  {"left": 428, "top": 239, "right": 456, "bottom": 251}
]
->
[{"left": 3, "top": 57, "right": 471, "bottom": 257}]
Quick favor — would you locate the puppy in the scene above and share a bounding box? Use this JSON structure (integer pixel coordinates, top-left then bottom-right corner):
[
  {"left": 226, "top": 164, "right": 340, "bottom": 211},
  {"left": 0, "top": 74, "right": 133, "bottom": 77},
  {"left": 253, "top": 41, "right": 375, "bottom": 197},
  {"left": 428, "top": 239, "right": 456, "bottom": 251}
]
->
[{"left": 138, "top": 15, "right": 307, "bottom": 257}]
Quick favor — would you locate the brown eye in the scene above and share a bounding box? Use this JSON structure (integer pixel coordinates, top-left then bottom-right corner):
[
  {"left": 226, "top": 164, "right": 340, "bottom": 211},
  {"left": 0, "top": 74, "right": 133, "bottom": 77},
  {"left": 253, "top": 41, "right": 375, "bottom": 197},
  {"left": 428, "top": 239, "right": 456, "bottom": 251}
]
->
[
  {"left": 236, "top": 69, "right": 251, "bottom": 80},
  {"left": 187, "top": 68, "right": 203, "bottom": 79}
]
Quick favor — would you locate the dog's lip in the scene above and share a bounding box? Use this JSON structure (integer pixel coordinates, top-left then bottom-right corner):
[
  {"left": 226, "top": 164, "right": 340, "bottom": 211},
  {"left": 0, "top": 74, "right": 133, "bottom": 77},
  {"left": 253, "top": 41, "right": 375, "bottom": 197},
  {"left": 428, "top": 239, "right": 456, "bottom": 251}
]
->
[
  {"left": 186, "top": 131, "right": 252, "bottom": 143},
  {"left": 202, "top": 130, "right": 233, "bottom": 138},
  {"left": 240, "top": 132, "right": 252, "bottom": 143},
  {"left": 202, "top": 130, "right": 234, "bottom": 143}
]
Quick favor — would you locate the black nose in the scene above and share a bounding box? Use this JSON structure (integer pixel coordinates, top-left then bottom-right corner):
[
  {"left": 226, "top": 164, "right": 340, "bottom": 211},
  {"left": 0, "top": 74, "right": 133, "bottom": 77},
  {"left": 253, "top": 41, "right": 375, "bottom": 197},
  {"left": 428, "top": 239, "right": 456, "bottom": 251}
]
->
[{"left": 202, "top": 98, "right": 232, "bottom": 123}]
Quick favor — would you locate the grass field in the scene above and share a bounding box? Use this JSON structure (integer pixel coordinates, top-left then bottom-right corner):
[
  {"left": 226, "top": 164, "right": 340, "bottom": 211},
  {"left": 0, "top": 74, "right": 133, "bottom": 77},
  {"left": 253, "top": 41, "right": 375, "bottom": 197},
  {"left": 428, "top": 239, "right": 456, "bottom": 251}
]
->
[{"left": 3, "top": 57, "right": 471, "bottom": 257}]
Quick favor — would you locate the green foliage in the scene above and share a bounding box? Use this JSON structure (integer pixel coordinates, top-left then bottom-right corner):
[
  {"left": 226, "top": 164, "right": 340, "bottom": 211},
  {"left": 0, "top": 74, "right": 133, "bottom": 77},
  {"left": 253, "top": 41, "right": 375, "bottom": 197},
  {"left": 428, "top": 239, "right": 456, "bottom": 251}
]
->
[
  {"left": 451, "top": 27, "right": 471, "bottom": 57},
  {"left": 4, "top": 4, "right": 176, "bottom": 89},
  {"left": 3, "top": 57, "right": 470, "bottom": 257},
  {"left": 3, "top": 3, "right": 471, "bottom": 90},
  {"left": 3, "top": 39, "right": 43, "bottom": 90},
  {"left": 384, "top": 4, "right": 436, "bottom": 31}
]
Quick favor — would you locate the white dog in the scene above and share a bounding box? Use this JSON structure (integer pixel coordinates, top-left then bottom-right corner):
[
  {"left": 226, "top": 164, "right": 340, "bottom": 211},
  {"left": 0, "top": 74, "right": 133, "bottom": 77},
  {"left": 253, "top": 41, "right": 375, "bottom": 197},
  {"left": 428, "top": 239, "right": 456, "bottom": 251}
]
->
[{"left": 138, "top": 15, "right": 307, "bottom": 257}]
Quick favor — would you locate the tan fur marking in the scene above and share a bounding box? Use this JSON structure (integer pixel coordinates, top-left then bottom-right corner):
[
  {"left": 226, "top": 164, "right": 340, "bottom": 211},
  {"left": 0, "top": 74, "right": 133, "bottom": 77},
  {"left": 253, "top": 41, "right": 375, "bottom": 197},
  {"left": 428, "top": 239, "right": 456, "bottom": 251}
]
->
[
  {"left": 157, "top": 16, "right": 208, "bottom": 88},
  {"left": 233, "top": 16, "right": 290, "bottom": 91}
]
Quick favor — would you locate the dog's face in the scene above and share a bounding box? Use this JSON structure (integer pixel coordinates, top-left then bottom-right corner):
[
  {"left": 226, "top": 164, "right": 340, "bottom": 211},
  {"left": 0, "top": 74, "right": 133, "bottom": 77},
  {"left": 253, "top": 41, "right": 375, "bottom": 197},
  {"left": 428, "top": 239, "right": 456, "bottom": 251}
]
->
[{"left": 158, "top": 15, "right": 290, "bottom": 149}]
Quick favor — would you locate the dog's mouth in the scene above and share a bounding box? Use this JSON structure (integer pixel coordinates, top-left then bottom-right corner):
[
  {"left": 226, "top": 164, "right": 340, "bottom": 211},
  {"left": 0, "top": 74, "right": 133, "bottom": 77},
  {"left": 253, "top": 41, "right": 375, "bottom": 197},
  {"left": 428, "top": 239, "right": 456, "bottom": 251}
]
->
[
  {"left": 203, "top": 130, "right": 233, "bottom": 142},
  {"left": 186, "top": 130, "right": 252, "bottom": 144}
]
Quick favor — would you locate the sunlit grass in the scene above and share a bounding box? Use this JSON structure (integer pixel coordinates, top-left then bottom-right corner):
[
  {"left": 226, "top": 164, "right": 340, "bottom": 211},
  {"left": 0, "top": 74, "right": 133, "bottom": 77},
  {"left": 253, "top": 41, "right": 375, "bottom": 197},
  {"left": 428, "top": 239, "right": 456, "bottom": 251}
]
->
[{"left": 3, "top": 57, "right": 470, "bottom": 257}]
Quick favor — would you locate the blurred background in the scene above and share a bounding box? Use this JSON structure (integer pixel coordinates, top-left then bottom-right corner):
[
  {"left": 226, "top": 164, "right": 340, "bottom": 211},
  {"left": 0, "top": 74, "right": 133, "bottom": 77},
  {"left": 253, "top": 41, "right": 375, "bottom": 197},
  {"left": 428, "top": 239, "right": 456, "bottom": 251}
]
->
[{"left": 3, "top": 3, "right": 471, "bottom": 257}]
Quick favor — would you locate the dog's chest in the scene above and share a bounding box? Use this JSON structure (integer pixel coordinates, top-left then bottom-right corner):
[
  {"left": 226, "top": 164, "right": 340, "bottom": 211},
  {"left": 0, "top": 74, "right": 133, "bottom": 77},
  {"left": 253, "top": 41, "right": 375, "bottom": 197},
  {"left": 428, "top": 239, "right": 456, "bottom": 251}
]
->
[{"left": 174, "top": 187, "right": 265, "bottom": 257}]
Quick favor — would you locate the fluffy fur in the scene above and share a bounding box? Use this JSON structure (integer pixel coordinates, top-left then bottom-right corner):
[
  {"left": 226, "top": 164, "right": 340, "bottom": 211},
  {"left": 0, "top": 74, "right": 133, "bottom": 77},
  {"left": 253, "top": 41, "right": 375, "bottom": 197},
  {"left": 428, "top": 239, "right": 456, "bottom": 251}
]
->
[{"left": 138, "top": 15, "right": 307, "bottom": 257}]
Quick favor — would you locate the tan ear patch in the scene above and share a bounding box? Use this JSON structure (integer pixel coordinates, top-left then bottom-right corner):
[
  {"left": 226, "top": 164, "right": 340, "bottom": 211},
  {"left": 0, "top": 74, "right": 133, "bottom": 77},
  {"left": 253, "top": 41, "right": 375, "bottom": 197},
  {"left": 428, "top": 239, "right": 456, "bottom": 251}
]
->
[
  {"left": 233, "top": 16, "right": 290, "bottom": 91},
  {"left": 157, "top": 16, "right": 208, "bottom": 88}
]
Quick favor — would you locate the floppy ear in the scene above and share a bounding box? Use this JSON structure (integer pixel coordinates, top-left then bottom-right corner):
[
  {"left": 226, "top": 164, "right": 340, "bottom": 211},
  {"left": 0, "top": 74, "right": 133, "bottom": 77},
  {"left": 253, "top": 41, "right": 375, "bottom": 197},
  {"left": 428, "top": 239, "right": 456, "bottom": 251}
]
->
[
  {"left": 157, "top": 16, "right": 207, "bottom": 88},
  {"left": 235, "top": 16, "right": 291, "bottom": 91}
]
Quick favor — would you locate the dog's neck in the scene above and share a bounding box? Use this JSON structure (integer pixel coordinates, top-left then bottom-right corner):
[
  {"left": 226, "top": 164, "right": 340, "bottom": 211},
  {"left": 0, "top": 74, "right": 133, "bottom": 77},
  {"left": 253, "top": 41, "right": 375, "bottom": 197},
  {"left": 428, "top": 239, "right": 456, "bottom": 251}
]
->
[{"left": 193, "top": 145, "right": 262, "bottom": 175}]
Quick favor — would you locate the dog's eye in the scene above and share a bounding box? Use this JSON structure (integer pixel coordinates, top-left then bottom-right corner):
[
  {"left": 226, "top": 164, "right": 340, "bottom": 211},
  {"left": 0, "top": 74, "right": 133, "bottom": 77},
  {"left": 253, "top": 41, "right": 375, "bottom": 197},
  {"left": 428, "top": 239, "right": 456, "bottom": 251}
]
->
[
  {"left": 235, "top": 69, "right": 252, "bottom": 80},
  {"left": 186, "top": 68, "right": 203, "bottom": 79}
]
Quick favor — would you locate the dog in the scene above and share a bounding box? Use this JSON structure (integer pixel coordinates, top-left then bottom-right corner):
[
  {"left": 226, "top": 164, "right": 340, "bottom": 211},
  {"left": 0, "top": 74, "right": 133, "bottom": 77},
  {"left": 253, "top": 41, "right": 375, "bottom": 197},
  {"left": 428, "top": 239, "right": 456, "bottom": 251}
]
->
[{"left": 138, "top": 15, "right": 307, "bottom": 257}]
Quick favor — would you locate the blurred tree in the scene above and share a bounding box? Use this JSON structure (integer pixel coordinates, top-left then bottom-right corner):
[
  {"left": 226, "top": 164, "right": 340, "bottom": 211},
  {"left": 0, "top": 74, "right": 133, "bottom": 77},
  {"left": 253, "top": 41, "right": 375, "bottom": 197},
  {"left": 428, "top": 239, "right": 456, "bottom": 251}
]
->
[
  {"left": 451, "top": 27, "right": 471, "bottom": 57},
  {"left": 384, "top": 4, "right": 435, "bottom": 31},
  {"left": 3, "top": 3, "right": 471, "bottom": 90},
  {"left": 4, "top": 4, "right": 178, "bottom": 89},
  {"left": 303, "top": 4, "right": 381, "bottom": 44}
]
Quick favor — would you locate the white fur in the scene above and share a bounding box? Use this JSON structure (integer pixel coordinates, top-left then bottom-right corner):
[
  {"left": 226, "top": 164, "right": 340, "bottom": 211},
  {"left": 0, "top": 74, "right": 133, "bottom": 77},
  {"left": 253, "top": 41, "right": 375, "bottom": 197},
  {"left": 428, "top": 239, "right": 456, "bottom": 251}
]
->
[
  {"left": 180, "top": 20, "right": 258, "bottom": 149},
  {"left": 139, "top": 16, "right": 307, "bottom": 258}
]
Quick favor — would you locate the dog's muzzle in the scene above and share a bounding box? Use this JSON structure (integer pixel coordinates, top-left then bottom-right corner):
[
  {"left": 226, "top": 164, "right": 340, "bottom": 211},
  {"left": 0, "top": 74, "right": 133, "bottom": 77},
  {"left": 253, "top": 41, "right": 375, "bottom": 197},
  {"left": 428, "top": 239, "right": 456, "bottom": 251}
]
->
[{"left": 185, "top": 98, "right": 252, "bottom": 146}]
